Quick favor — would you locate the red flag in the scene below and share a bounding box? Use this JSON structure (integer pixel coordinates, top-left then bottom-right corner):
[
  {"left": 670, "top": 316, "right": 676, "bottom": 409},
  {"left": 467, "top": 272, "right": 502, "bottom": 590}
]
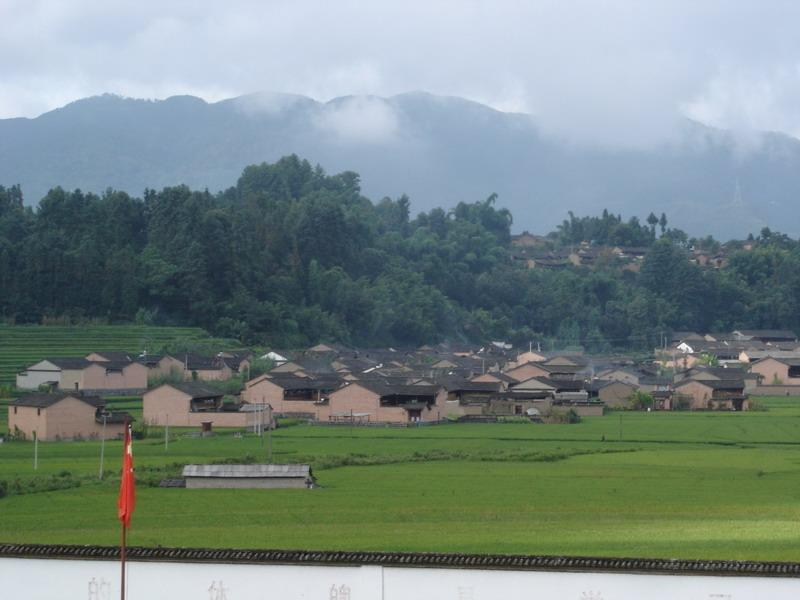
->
[{"left": 117, "top": 422, "right": 136, "bottom": 528}]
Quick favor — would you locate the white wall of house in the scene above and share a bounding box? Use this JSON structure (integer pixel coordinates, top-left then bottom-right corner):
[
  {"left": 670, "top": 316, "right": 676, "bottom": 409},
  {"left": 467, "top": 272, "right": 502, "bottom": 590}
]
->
[{"left": 15, "top": 360, "right": 61, "bottom": 389}]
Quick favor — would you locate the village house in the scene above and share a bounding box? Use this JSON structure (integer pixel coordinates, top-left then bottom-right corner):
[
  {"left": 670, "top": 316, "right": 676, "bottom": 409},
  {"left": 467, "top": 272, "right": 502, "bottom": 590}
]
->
[
  {"left": 73, "top": 361, "right": 148, "bottom": 394},
  {"left": 503, "top": 349, "right": 548, "bottom": 370},
  {"left": 552, "top": 399, "right": 604, "bottom": 417},
  {"left": 586, "top": 380, "right": 638, "bottom": 408},
  {"left": 269, "top": 355, "right": 336, "bottom": 377},
  {"left": 526, "top": 253, "right": 572, "bottom": 270},
  {"left": 679, "top": 366, "right": 760, "bottom": 392},
  {"left": 749, "top": 357, "right": 800, "bottom": 386},
  {"left": 673, "top": 379, "right": 748, "bottom": 411},
  {"left": 489, "top": 395, "right": 552, "bottom": 417},
  {"left": 84, "top": 350, "right": 138, "bottom": 362},
  {"left": 670, "top": 331, "right": 705, "bottom": 344},
  {"left": 143, "top": 382, "right": 253, "bottom": 428},
  {"left": 184, "top": 354, "right": 234, "bottom": 381},
  {"left": 504, "top": 361, "right": 549, "bottom": 382},
  {"left": 259, "top": 350, "right": 293, "bottom": 365},
  {"left": 738, "top": 349, "right": 800, "bottom": 364},
  {"left": 331, "top": 355, "right": 378, "bottom": 375},
  {"left": 595, "top": 367, "right": 641, "bottom": 386},
  {"left": 439, "top": 378, "right": 501, "bottom": 402},
  {"left": 498, "top": 378, "right": 556, "bottom": 415},
  {"left": 506, "top": 376, "right": 557, "bottom": 398},
  {"left": 436, "top": 378, "right": 502, "bottom": 417},
  {"left": 140, "top": 354, "right": 185, "bottom": 380},
  {"left": 144, "top": 353, "right": 235, "bottom": 382},
  {"left": 637, "top": 376, "right": 674, "bottom": 408},
  {"left": 568, "top": 246, "right": 603, "bottom": 268},
  {"left": 544, "top": 378, "right": 589, "bottom": 401},
  {"left": 7, "top": 393, "right": 130, "bottom": 441},
  {"left": 306, "top": 342, "right": 349, "bottom": 355},
  {"left": 541, "top": 354, "right": 589, "bottom": 368},
  {"left": 731, "top": 329, "right": 797, "bottom": 344},
  {"left": 217, "top": 350, "right": 254, "bottom": 375},
  {"left": 325, "top": 380, "right": 447, "bottom": 424},
  {"left": 505, "top": 361, "right": 585, "bottom": 382},
  {"left": 242, "top": 373, "right": 342, "bottom": 419},
  {"left": 470, "top": 371, "right": 516, "bottom": 389},
  {"left": 510, "top": 231, "right": 547, "bottom": 247},
  {"left": 15, "top": 358, "right": 77, "bottom": 390}
]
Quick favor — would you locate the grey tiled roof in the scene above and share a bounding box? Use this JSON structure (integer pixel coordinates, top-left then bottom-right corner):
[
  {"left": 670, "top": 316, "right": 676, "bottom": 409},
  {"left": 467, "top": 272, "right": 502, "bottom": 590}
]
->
[{"left": 12, "top": 393, "right": 104, "bottom": 409}]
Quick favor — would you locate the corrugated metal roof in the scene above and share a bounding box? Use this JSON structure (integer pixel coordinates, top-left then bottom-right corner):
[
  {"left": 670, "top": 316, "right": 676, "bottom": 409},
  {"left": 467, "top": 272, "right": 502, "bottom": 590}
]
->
[{"left": 182, "top": 464, "right": 310, "bottom": 478}]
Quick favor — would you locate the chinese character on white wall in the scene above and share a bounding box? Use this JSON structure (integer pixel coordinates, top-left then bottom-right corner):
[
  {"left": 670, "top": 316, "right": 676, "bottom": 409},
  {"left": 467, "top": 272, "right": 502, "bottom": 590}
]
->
[
  {"left": 329, "top": 583, "right": 351, "bottom": 600},
  {"left": 208, "top": 580, "right": 229, "bottom": 600},
  {"left": 88, "top": 577, "right": 111, "bottom": 600},
  {"left": 457, "top": 585, "right": 475, "bottom": 600}
]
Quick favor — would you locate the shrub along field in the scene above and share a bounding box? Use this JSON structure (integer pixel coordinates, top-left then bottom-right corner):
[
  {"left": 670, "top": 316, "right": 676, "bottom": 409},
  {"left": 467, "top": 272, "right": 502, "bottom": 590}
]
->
[
  {"left": 1, "top": 398, "right": 799, "bottom": 561},
  {"left": 0, "top": 324, "right": 236, "bottom": 387}
]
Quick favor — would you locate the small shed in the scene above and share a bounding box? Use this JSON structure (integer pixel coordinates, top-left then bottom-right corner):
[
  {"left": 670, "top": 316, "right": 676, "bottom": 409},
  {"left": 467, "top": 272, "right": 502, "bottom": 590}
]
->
[{"left": 182, "top": 464, "right": 315, "bottom": 489}]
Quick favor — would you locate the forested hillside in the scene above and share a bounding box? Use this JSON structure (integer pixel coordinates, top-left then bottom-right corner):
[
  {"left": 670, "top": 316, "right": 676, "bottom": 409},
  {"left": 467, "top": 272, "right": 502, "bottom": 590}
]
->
[
  {"left": 4, "top": 92, "right": 800, "bottom": 238},
  {"left": 1, "top": 156, "right": 799, "bottom": 349}
]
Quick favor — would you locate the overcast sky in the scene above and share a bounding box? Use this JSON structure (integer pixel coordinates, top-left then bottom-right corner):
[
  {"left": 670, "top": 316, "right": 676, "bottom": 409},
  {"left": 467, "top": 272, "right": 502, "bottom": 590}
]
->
[{"left": 3, "top": 0, "right": 800, "bottom": 146}]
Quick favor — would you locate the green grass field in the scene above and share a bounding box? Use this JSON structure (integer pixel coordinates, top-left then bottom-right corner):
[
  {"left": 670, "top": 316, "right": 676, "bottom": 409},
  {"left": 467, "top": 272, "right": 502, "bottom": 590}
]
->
[
  {"left": 1, "top": 398, "right": 800, "bottom": 561},
  {"left": 0, "top": 324, "right": 237, "bottom": 386}
]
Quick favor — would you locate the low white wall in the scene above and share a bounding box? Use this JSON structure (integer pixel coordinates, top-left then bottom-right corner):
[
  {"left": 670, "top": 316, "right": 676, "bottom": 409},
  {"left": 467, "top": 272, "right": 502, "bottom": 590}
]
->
[{"left": 2, "top": 556, "right": 799, "bottom": 600}]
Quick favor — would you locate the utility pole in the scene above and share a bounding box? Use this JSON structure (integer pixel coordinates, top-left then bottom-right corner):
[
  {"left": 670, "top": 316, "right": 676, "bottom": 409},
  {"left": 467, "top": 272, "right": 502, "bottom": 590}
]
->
[
  {"left": 164, "top": 414, "right": 169, "bottom": 451},
  {"left": 259, "top": 401, "right": 265, "bottom": 447},
  {"left": 267, "top": 403, "right": 273, "bottom": 463},
  {"left": 99, "top": 414, "right": 107, "bottom": 479},
  {"left": 672, "top": 347, "right": 678, "bottom": 411},
  {"left": 33, "top": 430, "right": 38, "bottom": 470}
]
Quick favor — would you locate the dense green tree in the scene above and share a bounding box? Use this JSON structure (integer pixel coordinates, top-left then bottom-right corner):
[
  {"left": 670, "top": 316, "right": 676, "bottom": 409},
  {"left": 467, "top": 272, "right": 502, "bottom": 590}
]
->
[{"left": 1, "top": 157, "right": 800, "bottom": 350}]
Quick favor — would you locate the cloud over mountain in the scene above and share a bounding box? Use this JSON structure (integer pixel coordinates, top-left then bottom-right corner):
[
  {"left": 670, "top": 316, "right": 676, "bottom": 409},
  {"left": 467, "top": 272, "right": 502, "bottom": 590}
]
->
[{"left": 4, "top": 1, "right": 800, "bottom": 150}]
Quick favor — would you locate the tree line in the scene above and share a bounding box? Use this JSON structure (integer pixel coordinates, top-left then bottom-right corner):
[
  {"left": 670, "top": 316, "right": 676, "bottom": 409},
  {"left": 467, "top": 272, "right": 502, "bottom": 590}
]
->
[{"left": 1, "top": 155, "right": 799, "bottom": 350}]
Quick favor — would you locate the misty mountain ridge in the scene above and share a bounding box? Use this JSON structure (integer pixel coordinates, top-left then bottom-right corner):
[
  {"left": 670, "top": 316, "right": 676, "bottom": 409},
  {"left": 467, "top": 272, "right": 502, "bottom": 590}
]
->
[{"left": 3, "top": 91, "right": 800, "bottom": 238}]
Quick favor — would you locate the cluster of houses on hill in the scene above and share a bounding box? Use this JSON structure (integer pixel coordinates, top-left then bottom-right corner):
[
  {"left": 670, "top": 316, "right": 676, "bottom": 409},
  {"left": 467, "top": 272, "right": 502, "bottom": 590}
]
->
[
  {"left": 509, "top": 232, "right": 753, "bottom": 271},
  {"left": 7, "top": 328, "right": 800, "bottom": 441},
  {"left": 510, "top": 239, "right": 649, "bottom": 271}
]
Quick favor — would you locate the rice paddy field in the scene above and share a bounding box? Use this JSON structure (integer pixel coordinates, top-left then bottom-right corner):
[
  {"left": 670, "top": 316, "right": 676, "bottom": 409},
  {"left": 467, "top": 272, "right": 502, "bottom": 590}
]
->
[
  {"left": 2, "top": 397, "right": 800, "bottom": 561},
  {"left": 0, "top": 324, "right": 233, "bottom": 386}
]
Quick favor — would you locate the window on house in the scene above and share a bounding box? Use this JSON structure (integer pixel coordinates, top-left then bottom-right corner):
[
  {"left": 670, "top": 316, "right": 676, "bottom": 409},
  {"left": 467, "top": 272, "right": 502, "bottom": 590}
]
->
[
  {"left": 13, "top": 407, "right": 17, "bottom": 414},
  {"left": 37, "top": 408, "right": 41, "bottom": 416}
]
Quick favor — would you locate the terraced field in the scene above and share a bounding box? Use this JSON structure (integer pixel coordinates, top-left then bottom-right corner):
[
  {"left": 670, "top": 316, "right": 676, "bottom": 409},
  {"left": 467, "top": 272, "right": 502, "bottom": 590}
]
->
[{"left": 0, "top": 324, "right": 233, "bottom": 386}]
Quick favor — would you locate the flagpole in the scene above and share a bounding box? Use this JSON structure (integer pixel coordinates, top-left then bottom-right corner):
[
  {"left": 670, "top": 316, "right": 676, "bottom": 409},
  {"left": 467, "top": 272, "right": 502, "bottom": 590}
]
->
[
  {"left": 120, "top": 418, "right": 128, "bottom": 600},
  {"left": 120, "top": 522, "right": 127, "bottom": 600},
  {"left": 118, "top": 418, "right": 134, "bottom": 600}
]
